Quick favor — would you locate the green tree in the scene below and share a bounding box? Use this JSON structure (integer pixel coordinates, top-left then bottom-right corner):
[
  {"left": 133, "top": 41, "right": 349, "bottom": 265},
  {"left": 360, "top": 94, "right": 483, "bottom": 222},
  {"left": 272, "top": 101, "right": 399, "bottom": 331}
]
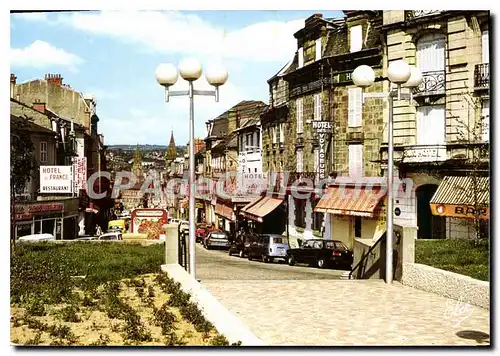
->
[{"left": 10, "top": 116, "right": 38, "bottom": 243}]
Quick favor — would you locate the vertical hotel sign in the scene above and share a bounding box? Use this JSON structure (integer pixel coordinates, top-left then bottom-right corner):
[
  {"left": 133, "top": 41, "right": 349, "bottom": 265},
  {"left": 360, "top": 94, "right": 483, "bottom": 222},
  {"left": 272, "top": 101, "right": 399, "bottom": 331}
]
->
[
  {"left": 73, "top": 157, "right": 87, "bottom": 192},
  {"left": 311, "top": 121, "right": 332, "bottom": 180}
]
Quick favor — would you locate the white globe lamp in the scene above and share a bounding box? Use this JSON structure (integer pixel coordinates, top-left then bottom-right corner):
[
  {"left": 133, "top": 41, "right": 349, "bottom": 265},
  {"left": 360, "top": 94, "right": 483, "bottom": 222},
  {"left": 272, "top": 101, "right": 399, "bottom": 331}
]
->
[
  {"left": 387, "top": 60, "right": 411, "bottom": 84},
  {"left": 155, "top": 63, "right": 178, "bottom": 87},
  {"left": 179, "top": 58, "right": 202, "bottom": 81},
  {"left": 352, "top": 65, "right": 375, "bottom": 88},
  {"left": 403, "top": 66, "right": 423, "bottom": 88},
  {"left": 205, "top": 63, "right": 228, "bottom": 87}
]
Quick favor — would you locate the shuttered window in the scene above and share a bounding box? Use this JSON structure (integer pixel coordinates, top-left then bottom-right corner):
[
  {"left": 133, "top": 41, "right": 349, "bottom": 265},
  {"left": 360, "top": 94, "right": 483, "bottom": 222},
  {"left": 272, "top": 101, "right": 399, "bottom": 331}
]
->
[
  {"left": 296, "top": 98, "right": 303, "bottom": 133},
  {"left": 416, "top": 105, "right": 445, "bottom": 145},
  {"left": 348, "top": 144, "right": 363, "bottom": 178},
  {"left": 272, "top": 126, "right": 277, "bottom": 144},
  {"left": 298, "top": 47, "right": 304, "bottom": 68},
  {"left": 348, "top": 88, "right": 362, "bottom": 127},
  {"left": 314, "top": 93, "right": 322, "bottom": 120},
  {"left": 482, "top": 99, "right": 489, "bottom": 142},
  {"left": 296, "top": 149, "right": 303, "bottom": 173},
  {"left": 417, "top": 34, "right": 445, "bottom": 72},
  {"left": 350, "top": 25, "right": 362, "bottom": 52},
  {"left": 279, "top": 123, "right": 285, "bottom": 143},
  {"left": 482, "top": 30, "right": 489, "bottom": 64},
  {"left": 40, "top": 142, "right": 48, "bottom": 163},
  {"left": 315, "top": 38, "right": 322, "bottom": 60}
]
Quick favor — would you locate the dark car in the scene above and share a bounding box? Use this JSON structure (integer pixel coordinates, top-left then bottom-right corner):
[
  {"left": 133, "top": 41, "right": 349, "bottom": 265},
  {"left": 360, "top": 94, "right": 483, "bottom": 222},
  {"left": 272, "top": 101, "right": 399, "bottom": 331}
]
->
[
  {"left": 287, "top": 239, "right": 353, "bottom": 269},
  {"left": 203, "top": 231, "right": 230, "bottom": 250},
  {"left": 228, "top": 233, "right": 259, "bottom": 258},
  {"left": 247, "top": 234, "right": 290, "bottom": 263}
]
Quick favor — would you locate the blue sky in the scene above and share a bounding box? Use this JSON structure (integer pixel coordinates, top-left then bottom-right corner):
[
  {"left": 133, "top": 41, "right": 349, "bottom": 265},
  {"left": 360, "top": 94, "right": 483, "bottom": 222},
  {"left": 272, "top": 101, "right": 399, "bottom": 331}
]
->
[{"left": 10, "top": 10, "right": 343, "bottom": 145}]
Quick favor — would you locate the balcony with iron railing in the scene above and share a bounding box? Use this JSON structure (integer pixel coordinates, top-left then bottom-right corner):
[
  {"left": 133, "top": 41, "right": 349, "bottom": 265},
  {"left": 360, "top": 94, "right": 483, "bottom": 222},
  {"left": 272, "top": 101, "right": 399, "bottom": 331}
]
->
[
  {"left": 474, "top": 63, "right": 489, "bottom": 90},
  {"left": 405, "top": 10, "right": 443, "bottom": 21},
  {"left": 412, "top": 70, "right": 446, "bottom": 97}
]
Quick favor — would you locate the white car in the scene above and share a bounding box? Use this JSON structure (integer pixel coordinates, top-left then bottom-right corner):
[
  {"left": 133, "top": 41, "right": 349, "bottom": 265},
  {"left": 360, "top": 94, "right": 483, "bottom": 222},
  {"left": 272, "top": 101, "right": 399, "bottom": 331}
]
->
[
  {"left": 179, "top": 221, "right": 189, "bottom": 232},
  {"left": 98, "top": 232, "right": 123, "bottom": 241},
  {"left": 18, "top": 234, "right": 55, "bottom": 242},
  {"left": 170, "top": 219, "right": 180, "bottom": 224}
]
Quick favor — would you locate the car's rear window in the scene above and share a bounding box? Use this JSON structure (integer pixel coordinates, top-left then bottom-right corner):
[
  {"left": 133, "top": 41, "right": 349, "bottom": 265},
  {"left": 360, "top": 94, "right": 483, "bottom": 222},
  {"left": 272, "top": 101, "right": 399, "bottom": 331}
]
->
[
  {"left": 272, "top": 237, "right": 287, "bottom": 244},
  {"left": 211, "top": 233, "right": 227, "bottom": 239}
]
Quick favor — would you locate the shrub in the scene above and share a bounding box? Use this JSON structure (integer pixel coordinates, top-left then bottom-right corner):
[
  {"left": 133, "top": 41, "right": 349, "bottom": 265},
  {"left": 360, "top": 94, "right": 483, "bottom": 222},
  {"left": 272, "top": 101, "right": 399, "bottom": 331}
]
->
[
  {"left": 154, "top": 303, "right": 177, "bottom": 335},
  {"left": 210, "top": 334, "right": 230, "bottom": 346},
  {"left": 58, "top": 305, "right": 81, "bottom": 323},
  {"left": 25, "top": 332, "right": 42, "bottom": 346},
  {"left": 25, "top": 298, "right": 46, "bottom": 317}
]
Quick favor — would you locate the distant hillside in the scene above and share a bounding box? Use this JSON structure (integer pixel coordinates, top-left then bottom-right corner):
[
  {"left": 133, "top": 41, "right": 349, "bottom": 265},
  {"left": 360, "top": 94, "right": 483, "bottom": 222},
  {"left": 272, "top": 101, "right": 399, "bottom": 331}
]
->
[{"left": 108, "top": 144, "right": 186, "bottom": 152}]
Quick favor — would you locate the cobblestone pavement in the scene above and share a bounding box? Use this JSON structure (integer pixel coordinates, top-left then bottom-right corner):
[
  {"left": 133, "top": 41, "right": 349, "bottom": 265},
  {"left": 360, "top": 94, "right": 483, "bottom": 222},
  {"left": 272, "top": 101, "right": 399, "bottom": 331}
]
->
[
  {"left": 194, "top": 244, "right": 345, "bottom": 280},
  {"left": 201, "top": 278, "right": 490, "bottom": 346}
]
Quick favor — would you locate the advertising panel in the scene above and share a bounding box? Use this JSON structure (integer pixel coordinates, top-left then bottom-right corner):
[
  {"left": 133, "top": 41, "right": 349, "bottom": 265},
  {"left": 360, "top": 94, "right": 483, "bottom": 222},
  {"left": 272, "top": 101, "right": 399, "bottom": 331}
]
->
[
  {"left": 130, "top": 208, "right": 168, "bottom": 239},
  {"left": 73, "top": 157, "right": 87, "bottom": 192}
]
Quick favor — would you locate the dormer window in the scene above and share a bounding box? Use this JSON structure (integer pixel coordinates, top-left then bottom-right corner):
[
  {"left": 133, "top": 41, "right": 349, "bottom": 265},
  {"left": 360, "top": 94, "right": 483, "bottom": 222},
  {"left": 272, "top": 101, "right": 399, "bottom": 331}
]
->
[
  {"left": 315, "top": 38, "right": 322, "bottom": 61},
  {"left": 350, "top": 25, "right": 362, "bottom": 52},
  {"left": 298, "top": 47, "right": 304, "bottom": 68}
]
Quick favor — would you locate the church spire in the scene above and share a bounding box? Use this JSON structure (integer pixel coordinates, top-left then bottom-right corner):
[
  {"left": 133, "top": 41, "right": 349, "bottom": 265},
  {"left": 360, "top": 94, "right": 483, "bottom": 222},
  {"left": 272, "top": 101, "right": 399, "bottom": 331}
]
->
[{"left": 166, "top": 131, "right": 177, "bottom": 162}]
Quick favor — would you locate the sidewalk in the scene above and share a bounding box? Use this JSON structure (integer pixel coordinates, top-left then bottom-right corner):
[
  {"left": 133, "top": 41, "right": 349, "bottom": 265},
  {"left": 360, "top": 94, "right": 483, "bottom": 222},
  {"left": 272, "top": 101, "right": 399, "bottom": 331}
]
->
[{"left": 201, "top": 279, "right": 490, "bottom": 346}]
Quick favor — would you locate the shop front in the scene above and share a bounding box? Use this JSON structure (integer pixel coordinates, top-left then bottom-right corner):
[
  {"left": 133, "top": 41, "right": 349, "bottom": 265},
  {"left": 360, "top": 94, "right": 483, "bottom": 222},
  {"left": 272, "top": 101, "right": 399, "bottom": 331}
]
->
[
  {"left": 314, "top": 183, "right": 387, "bottom": 249},
  {"left": 430, "top": 175, "right": 490, "bottom": 239},
  {"left": 240, "top": 195, "right": 286, "bottom": 235},
  {"left": 215, "top": 199, "right": 235, "bottom": 237},
  {"left": 14, "top": 198, "right": 79, "bottom": 240}
]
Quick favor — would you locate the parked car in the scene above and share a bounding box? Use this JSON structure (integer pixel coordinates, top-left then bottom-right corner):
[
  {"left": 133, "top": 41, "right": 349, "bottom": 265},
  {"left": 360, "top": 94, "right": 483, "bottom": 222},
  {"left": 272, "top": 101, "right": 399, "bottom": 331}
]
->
[
  {"left": 247, "top": 234, "right": 290, "bottom": 263},
  {"left": 18, "top": 233, "right": 55, "bottom": 242},
  {"left": 228, "top": 232, "right": 259, "bottom": 258},
  {"left": 98, "top": 232, "right": 123, "bottom": 241},
  {"left": 195, "top": 224, "right": 214, "bottom": 243},
  {"left": 286, "top": 239, "right": 353, "bottom": 269},
  {"left": 203, "top": 231, "right": 230, "bottom": 250}
]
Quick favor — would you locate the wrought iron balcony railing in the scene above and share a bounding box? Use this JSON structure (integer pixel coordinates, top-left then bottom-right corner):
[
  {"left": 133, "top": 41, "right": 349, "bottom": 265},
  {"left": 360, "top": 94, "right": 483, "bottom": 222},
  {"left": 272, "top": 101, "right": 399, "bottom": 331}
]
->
[
  {"left": 405, "top": 10, "right": 442, "bottom": 21},
  {"left": 474, "top": 63, "right": 489, "bottom": 89},
  {"left": 412, "top": 70, "right": 446, "bottom": 97}
]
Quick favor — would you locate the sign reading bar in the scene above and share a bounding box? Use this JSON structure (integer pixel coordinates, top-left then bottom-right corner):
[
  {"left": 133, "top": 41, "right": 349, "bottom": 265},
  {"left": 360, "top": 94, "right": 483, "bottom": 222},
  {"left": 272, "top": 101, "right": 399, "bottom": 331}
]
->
[
  {"left": 430, "top": 203, "right": 490, "bottom": 220},
  {"left": 312, "top": 121, "right": 333, "bottom": 180},
  {"left": 40, "top": 166, "right": 73, "bottom": 194}
]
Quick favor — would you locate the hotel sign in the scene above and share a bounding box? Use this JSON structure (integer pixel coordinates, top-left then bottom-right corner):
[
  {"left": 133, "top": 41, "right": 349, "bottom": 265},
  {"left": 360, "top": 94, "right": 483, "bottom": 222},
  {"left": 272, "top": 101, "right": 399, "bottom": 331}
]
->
[
  {"left": 40, "top": 166, "right": 74, "bottom": 194},
  {"left": 312, "top": 121, "right": 333, "bottom": 180}
]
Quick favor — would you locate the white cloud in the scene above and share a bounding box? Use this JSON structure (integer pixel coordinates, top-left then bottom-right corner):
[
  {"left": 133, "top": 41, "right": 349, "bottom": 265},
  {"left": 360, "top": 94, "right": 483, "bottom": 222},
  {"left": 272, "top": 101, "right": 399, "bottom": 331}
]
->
[
  {"left": 55, "top": 11, "right": 303, "bottom": 63},
  {"left": 83, "top": 87, "right": 120, "bottom": 100},
  {"left": 10, "top": 40, "right": 84, "bottom": 72},
  {"left": 11, "top": 12, "right": 49, "bottom": 22}
]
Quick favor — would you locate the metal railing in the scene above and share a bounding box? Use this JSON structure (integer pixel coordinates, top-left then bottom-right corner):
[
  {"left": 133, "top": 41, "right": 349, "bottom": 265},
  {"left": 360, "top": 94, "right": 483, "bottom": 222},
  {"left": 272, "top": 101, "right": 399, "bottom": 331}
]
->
[
  {"left": 474, "top": 63, "right": 489, "bottom": 89},
  {"left": 405, "top": 10, "right": 442, "bottom": 21},
  {"left": 349, "top": 233, "right": 386, "bottom": 280},
  {"left": 412, "top": 70, "right": 445, "bottom": 96}
]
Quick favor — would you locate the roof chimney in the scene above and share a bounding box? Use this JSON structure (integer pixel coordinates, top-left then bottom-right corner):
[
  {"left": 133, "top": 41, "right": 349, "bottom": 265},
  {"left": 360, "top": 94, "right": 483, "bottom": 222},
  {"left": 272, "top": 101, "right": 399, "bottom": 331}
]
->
[
  {"left": 305, "top": 13, "right": 323, "bottom": 25},
  {"left": 10, "top": 73, "right": 17, "bottom": 98},
  {"left": 33, "top": 99, "right": 46, "bottom": 113},
  {"left": 45, "top": 73, "right": 63, "bottom": 86}
]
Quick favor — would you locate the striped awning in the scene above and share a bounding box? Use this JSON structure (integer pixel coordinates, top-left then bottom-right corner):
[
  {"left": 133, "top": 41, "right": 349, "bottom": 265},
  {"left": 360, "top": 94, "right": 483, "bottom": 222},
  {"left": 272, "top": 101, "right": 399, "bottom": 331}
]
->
[
  {"left": 314, "top": 185, "right": 386, "bottom": 218},
  {"left": 240, "top": 196, "right": 284, "bottom": 223},
  {"left": 430, "top": 176, "right": 490, "bottom": 219},
  {"left": 215, "top": 202, "right": 234, "bottom": 221}
]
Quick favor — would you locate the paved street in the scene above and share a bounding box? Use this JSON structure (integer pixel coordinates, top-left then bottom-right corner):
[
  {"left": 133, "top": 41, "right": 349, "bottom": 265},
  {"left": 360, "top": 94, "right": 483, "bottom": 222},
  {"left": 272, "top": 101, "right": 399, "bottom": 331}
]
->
[{"left": 194, "top": 244, "right": 344, "bottom": 280}]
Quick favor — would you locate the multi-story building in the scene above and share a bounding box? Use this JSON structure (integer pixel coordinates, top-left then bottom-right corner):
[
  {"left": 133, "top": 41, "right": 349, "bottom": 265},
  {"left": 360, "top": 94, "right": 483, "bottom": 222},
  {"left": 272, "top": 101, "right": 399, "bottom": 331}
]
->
[
  {"left": 380, "top": 10, "right": 490, "bottom": 239},
  {"left": 11, "top": 73, "right": 110, "bottom": 236},
  {"left": 262, "top": 12, "right": 388, "bottom": 247}
]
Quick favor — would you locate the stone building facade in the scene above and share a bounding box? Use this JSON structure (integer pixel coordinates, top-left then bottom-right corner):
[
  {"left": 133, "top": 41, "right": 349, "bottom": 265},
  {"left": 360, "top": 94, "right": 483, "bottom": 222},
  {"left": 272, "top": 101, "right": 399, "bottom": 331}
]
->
[{"left": 380, "top": 10, "right": 490, "bottom": 239}]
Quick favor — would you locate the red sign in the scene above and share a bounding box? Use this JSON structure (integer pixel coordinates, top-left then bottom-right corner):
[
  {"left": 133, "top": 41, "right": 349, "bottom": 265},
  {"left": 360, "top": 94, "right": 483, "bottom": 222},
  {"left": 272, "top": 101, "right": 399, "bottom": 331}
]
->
[
  {"left": 27, "top": 203, "right": 64, "bottom": 213},
  {"left": 73, "top": 157, "right": 87, "bottom": 192}
]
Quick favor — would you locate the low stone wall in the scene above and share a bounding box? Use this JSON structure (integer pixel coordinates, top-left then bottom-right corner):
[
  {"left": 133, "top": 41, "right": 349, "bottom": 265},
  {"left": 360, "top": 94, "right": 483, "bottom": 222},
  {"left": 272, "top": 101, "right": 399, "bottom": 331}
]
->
[
  {"left": 401, "top": 262, "right": 489, "bottom": 310},
  {"left": 161, "top": 264, "right": 265, "bottom": 346}
]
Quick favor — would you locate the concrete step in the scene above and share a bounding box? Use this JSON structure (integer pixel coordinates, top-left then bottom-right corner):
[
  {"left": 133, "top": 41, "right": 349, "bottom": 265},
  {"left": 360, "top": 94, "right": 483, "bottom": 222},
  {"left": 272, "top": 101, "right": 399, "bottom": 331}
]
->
[{"left": 340, "top": 271, "right": 353, "bottom": 280}]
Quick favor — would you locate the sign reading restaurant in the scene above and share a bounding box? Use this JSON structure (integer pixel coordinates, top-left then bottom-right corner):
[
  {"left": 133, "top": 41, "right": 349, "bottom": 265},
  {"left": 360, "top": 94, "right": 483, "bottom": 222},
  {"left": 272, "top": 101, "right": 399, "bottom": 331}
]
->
[
  {"left": 312, "top": 121, "right": 333, "bottom": 180},
  {"left": 40, "top": 166, "right": 73, "bottom": 194}
]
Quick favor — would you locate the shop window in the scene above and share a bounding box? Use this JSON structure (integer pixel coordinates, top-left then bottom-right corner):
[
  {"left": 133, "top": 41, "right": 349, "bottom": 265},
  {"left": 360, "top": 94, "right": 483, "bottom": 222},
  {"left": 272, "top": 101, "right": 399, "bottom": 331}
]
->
[
  {"left": 312, "top": 199, "right": 324, "bottom": 232},
  {"left": 354, "top": 216, "right": 362, "bottom": 238}
]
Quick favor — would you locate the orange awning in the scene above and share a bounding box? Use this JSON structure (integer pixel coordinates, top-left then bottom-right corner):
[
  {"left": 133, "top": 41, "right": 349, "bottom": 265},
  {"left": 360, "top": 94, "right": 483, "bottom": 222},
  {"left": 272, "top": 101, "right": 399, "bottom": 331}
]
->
[
  {"left": 215, "top": 202, "right": 234, "bottom": 221},
  {"left": 240, "top": 196, "right": 284, "bottom": 223},
  {"left": 314, "top": 185, "right": 386, "bottom": 218}
]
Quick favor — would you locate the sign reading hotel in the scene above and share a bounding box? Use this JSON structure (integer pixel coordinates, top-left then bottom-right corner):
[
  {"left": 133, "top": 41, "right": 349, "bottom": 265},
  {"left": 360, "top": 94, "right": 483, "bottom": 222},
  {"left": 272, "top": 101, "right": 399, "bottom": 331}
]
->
[
  {"left": 40, "top": 166, "right": 73, "bottom": 194},
  {"left": 73, "top": 157, "right": 87, "bottom": 192},
  {"left": 312, "top": 121, "right": 333, "bottom": 180}
]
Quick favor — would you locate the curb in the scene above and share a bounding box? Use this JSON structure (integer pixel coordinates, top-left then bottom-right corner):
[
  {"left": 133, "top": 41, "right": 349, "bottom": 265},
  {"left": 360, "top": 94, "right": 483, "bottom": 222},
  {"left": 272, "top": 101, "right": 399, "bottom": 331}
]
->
[{"left": 161, "top": 264, "right": 265, "bottom": 346}]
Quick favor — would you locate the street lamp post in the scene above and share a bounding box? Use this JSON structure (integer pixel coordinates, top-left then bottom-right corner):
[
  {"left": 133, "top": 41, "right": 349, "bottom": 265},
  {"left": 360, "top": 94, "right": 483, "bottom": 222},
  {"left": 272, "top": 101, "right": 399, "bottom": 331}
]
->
[
  {"left": 352, "top": 60, "right": 422, "bottom": 284},
  {"left": 156, "top": 59, "right": 228, "bottom": 279}
]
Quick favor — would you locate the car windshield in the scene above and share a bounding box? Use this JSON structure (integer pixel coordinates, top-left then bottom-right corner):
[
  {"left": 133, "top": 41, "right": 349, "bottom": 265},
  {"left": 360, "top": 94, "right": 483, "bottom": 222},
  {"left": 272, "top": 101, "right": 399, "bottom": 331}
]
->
[{"left": 211, "top": 233, "right": 227, "bottom": 240}]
